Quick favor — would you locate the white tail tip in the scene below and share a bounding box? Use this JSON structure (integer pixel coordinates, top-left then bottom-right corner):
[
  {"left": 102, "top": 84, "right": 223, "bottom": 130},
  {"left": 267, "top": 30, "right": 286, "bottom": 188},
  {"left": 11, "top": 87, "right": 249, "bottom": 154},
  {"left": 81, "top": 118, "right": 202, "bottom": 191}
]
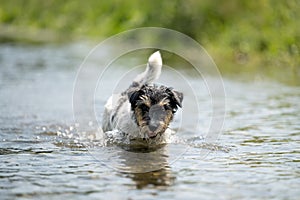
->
[{"left": 148, "top": 51, "right": 162, "bottom": 67}]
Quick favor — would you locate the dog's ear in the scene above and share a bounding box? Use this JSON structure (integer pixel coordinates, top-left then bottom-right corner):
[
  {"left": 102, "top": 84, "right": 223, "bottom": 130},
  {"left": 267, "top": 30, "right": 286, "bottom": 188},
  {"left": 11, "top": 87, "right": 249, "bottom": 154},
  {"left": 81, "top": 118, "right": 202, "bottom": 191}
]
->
[
  {"left": 167, "top": 88, "right": 183, "bottom": 108},
  {"left": 127, "top": 89, "right": 142, "bottom": 108}
]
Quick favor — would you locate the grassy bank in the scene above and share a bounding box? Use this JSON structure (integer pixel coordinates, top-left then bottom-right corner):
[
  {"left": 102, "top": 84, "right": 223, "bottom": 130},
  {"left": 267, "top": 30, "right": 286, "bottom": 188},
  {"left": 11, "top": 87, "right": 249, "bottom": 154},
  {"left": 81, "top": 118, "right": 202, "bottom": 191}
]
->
[{"left": 0, "top": 0, "right": 299, "bottom": 85}]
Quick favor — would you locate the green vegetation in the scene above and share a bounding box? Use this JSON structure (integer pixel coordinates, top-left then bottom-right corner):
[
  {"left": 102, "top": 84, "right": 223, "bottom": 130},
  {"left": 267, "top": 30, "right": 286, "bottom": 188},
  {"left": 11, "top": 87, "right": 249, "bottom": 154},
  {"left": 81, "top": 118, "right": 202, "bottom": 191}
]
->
[{"left": 0, "top": 0, "right": 299, "bottom": 85}]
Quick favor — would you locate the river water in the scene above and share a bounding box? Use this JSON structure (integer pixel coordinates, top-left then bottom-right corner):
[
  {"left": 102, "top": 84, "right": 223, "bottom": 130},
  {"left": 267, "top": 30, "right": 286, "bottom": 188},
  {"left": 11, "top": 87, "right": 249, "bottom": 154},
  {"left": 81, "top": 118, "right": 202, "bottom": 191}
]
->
[{"left": 0, "top": 43, "right": 299, "bottom": 199}]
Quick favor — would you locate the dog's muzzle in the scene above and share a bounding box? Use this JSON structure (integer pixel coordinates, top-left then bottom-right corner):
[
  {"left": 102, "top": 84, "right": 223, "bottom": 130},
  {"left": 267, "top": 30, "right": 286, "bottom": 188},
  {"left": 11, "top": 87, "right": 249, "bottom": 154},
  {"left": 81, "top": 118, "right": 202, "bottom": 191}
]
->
[{"left": 147, "top": 105, "right": 167, "bottom": 138}]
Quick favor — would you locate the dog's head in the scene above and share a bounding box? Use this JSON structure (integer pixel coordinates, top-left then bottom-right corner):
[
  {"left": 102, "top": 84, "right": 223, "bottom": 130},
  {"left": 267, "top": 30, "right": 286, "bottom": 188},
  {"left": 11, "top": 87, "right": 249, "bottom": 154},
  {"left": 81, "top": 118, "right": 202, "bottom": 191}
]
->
[{"left": 128, "top": 85, "right": 183, "bottom": 139}]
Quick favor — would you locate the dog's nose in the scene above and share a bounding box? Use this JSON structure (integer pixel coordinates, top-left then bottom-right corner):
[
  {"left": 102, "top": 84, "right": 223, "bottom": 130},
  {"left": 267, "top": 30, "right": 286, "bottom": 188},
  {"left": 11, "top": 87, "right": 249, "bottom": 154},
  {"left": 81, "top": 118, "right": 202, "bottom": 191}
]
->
[{"left": 148, "top": 124, "right": 157, "bottom": 132}]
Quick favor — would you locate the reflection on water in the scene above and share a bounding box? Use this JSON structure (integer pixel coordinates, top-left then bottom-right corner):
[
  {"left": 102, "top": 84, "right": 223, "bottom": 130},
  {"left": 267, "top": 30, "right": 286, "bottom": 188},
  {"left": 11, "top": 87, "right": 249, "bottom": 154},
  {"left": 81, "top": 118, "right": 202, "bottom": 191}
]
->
[
  {"left": 117, "top": 146, "right": 175, "bottom": 189},
  {"left": 125, "top": 168, "right": 175, "bottom": 189},
  {"left": 0, "top": 43, "right": 299, "bottom": 199}
]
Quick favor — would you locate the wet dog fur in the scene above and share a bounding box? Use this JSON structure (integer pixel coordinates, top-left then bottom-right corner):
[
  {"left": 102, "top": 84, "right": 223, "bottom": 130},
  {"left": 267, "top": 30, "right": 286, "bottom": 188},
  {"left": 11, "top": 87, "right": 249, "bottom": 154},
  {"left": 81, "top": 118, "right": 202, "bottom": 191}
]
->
[{"left": 102, "top": 51, "right": 183, "bottom": 145}]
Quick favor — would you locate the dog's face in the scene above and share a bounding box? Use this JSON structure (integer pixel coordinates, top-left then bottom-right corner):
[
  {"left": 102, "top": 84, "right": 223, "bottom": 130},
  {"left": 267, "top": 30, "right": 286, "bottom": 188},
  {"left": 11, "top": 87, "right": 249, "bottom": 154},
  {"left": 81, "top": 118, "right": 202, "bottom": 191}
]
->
[{"left": 128, "top": 85, "right": 183, "bottom": 139}]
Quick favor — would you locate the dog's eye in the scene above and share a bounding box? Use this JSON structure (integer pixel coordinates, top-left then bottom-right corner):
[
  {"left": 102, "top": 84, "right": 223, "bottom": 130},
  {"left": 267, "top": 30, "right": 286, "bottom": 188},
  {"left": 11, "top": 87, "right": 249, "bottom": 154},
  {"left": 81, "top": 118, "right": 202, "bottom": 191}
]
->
[
  {"left": 140, "top": 104, "right": 149, "bottom": 111},
  {"left": 163, "top": 105, "right": 171, "bottom": 110}
]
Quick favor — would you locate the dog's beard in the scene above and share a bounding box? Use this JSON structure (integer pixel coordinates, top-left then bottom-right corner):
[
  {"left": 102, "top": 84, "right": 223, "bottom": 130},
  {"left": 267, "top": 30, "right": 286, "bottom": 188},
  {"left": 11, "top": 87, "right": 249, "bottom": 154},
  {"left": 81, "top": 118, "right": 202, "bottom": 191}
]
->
[{"left": 139, "top": 124, "right": 165, "bottom": 139}]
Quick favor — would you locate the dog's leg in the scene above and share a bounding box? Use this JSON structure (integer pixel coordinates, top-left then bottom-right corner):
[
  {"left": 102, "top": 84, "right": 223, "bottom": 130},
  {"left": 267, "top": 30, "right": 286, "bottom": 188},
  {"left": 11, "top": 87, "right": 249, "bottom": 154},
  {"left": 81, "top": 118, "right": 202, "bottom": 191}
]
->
[
  {"left": 132, "top": 51, "right": 162, "bottom": 87},
  {"left": 102, "top": 96, "right": 113, "bottom": 132}
]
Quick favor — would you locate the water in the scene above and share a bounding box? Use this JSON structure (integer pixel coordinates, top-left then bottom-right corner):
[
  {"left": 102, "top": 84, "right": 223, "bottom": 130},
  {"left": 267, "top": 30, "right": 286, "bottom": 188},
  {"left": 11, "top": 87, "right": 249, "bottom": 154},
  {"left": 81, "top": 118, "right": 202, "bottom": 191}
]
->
[{"left": 0, "top": 43, "right": 299, "bottom": 199}]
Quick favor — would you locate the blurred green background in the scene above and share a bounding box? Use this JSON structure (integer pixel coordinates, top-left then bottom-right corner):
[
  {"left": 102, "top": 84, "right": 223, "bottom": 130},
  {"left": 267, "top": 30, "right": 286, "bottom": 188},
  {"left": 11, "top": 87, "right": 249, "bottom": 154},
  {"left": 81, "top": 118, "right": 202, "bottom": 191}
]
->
[{"left": 0, "top": 0, "right": 299, "bottom": 85}]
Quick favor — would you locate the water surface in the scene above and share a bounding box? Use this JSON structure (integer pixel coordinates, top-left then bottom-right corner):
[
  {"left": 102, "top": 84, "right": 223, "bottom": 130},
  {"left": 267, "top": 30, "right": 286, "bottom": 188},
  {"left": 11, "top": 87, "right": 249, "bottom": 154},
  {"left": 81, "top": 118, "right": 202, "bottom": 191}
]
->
[{"left": 0, "top": 43, "right": 299, "bottom": 199}]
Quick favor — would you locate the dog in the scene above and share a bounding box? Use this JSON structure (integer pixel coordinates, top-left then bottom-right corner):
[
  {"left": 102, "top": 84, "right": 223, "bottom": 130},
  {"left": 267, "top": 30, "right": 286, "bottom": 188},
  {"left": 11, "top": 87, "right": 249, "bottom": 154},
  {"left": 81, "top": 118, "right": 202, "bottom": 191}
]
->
[{"left": 102, "top": 51, "right": 183, "bottom": 146}]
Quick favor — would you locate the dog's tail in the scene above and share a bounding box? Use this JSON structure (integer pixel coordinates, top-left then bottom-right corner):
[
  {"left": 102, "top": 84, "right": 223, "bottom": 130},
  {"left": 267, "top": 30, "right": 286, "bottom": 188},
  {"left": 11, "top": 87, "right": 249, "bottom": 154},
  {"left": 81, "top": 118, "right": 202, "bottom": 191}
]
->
[{"left": 132, "top": 51, "right": 162, "bottom": 87}]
